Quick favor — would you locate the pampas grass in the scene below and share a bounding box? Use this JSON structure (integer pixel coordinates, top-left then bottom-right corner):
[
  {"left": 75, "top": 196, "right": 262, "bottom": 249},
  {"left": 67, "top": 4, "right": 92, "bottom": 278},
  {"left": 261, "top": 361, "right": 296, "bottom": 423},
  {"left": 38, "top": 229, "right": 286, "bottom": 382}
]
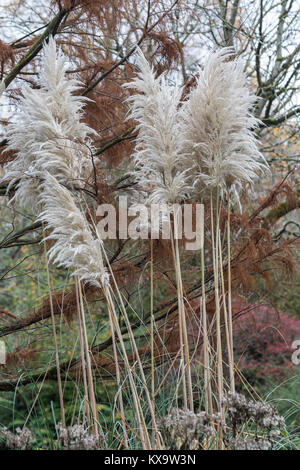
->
[
  {"left": 180, "top": 49, "right": 268, "bottom": 419},
  {"left": 126, "top": 49, "right": 194, "bottom": 410},
  {"left": 2, "top": 37, "right": 95, "bottom": 211},
  {"left": 1, "top": 37, "right": 274, "bottom": 447},
  {"left": 125, "top": 48, "right": 190, "bottom": 205},
  {"left": 25, "top": 40, "right": 156, "bottom": 445},
  {"left": 1, "top": 38, "right": 100, "bottom": 433},
  {"left": 1, "top": 37, "right": 99, "bottom": 429},
  {"left": 40, "top": 173, "right": 158, "bottom": 446},
  {"left": 181, "top": 48, "right": 267, "bottom": 204},
  {"left": 39, "top": 174, "right": 107, "bottom": 433},
  {"left": 125, "top": 47, "right": 268, "bottom": 419}
]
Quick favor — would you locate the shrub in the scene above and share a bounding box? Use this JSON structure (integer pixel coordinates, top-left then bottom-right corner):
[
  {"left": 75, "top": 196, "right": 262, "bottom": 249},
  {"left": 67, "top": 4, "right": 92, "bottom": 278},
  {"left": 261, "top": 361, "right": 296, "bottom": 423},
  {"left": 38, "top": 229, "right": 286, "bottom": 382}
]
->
[{"left": 233, "top": 299, "right": 300, "bottom": 383}]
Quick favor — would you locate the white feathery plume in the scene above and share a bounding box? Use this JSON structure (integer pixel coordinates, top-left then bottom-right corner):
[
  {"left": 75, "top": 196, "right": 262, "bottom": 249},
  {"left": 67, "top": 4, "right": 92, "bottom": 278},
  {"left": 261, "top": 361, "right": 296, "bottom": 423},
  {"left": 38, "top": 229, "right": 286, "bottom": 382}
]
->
[
  {"left": 2, "top": 37, "right": 95, "bottom": 212},
  {"left": 180, "top": 48, "right": 267, "bottom": 203},
  {"left": 124, "top": 48, "right": 190, "bottom": 205},
  {"left": 39, "top": 174, "right": 109, "bottom": 289}
]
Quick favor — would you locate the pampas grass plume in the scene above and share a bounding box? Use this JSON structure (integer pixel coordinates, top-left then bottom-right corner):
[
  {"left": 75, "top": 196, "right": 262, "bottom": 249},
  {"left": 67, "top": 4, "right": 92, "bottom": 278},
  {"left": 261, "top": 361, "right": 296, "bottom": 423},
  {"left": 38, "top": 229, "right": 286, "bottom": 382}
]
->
[
  {"left": 180, "top": 48, "right": 268, "bottom": 203},
  {"left": 39, "top": 174, "right": 109, "bottom": 288},
  {"left": 2, "top": 37, "right": 95, "bottom": 211},
  {"left": 125, "top": 48, "right": 190, "bottom": 205}
]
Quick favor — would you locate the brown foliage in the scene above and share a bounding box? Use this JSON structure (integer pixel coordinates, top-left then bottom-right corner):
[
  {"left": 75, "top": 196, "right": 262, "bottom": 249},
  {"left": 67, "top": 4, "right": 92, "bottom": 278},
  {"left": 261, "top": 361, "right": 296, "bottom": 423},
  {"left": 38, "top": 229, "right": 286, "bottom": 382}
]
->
[
  {"left": 0, "top": 40, "right": 15, "bottom": 76},
  {"left": 22, "top": 283, "right": 97, "bottom": 328},
  {"left": 147, "top": 32, "right": 183, "bottom": 74},
  {"left": 230, "top": 216, "right": 296, "bottom": 292},
  {"left": 111, "top": 259, "right": 141, "bottom": 287},
  {"left": 0, "top": 146, "right": 17, "bottom": 166},
  {"left": 5, "top": 347, "right": 37, "bottom": 368},
  {"left": 181, "top": 74, "right": 199, "bottom": 101},
  {"left": 250, "top": 176, "right": 298, "bottom": 223}
]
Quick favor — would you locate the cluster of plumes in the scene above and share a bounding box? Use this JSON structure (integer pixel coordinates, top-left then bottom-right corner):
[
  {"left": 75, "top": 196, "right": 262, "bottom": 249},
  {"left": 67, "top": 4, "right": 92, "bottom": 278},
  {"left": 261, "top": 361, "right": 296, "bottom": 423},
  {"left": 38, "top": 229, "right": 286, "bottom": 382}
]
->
[
  {"left": 40, "top": 175, "right": 109, "bottom": 288},
  {"left": 125, "top": 48, "right": 189, "bottom": 205},
  {"left": 1, "top": 37, "right": 95, "bottom": 213},
  {"left": 0, "top": 427, "right": 33, "bottom": 450},
  {"left": 160, "top": 408, "right": 220, "bottom": 450},
  {"left": 127, "top": 48, "right": 266, "bottom": 207},
  {"left": 222, "top": 392, "right": 285, "bottom": 449},
  {"left": 57, "top": 422, "right": 103, "bottom": 450}
]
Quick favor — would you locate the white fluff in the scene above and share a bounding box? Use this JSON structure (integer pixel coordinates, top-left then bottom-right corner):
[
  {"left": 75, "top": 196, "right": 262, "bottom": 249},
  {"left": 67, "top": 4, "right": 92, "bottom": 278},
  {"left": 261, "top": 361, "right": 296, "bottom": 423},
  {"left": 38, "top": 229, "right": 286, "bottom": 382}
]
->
[
  {"left": 2, "top": 37, "right": 95, "bottom": 212},
  {"left": 124, "top": 48, "right": 190, "bottom": 205},
  {"left": 180, "top": 49, "right": 267, "bottom": 203},
  {"left": 39, "top": 174, "right": 109, "bottom": 288}
]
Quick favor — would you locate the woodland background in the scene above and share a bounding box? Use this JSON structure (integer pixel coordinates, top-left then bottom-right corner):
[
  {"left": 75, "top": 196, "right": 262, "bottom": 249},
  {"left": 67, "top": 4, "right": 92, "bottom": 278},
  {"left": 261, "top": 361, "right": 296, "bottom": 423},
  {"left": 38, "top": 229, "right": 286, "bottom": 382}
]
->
[{"left": 0, "top": 0, "right": 300, "bottom": 450}]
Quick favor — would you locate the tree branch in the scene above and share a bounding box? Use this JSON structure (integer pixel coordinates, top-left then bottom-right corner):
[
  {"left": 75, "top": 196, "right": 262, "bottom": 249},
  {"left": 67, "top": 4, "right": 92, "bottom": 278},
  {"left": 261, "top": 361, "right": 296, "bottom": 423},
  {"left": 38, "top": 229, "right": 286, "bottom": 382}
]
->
[
  {"left": 261, "top": 106, "right": 300, "bottom": 127},
  {"left": 81, "top": 0, "right": 180, "bottom": 96}
]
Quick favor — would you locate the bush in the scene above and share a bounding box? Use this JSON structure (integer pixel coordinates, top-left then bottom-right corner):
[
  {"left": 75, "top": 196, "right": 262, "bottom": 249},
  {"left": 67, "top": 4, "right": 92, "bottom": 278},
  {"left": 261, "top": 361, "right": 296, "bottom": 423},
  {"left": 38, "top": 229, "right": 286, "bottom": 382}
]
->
[{"left": 233, "top": 299, "right": 300, "bottom": 383}]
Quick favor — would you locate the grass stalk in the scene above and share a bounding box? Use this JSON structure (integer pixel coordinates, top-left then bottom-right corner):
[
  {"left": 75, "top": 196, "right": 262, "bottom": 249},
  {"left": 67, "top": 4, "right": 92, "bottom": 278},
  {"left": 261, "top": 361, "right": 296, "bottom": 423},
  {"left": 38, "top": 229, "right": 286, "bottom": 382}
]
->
[
  {"left": 77, "top": 279, "right": 99, "bottom": 435},
  {"left": 150, "top": 237, "right": 155, "bottom": 411},
  {"left": 171, "top": 206, "right": 193, "bottom": 411},
  {"left": 104, "top": 286, "right": 150, "bottom": 449},
  {"left": 218, "top": 227, "right": 234, "bottom": 396},
  {"left": 169, "top": 226, "right": 187, "bottom": 410},
  {"left": 210, "top": 193, "right": 224, "bottom": 421},
  {"left": 102, "top": 247, "right": 161, "bottom": 447},
  {"left": 82, "top": 199, "right": 153, "bottom": 447},
  {"left": 43, "top": 229, "right": 65, "bottom": 427},
  {"left": 201, "top": 239, "right": 213, "bottom": 415},
  {"left": 227, "top": 198, "right": 235, "bottom": 393},
  {"left": 106, "top": 293, "right": 129, "bottom": 448},
  {"left": 75, "top": 279, "right": 90, "bottom": 425}
]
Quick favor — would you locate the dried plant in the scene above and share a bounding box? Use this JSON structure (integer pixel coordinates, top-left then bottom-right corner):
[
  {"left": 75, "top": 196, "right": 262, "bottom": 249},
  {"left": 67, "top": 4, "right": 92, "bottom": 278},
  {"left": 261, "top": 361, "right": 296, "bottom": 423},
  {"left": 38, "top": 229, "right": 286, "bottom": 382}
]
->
[
  {"left": 230, "top": 437, "right": 272, "bottom": 450},
  {"left": 161, "top": 393, "right": 285, "bottom": 451},
  {"left": 0, "top": 427, "right": 33, "bottom": 450},
  {"left": 57, "top": 422, "right": 104, "bottom": 450},
  {"left": 160, "top": 408, "right": 220, "bottom": 450},
  {"left": 222, "top": 392, "right": 285, "bottom": 447}
]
